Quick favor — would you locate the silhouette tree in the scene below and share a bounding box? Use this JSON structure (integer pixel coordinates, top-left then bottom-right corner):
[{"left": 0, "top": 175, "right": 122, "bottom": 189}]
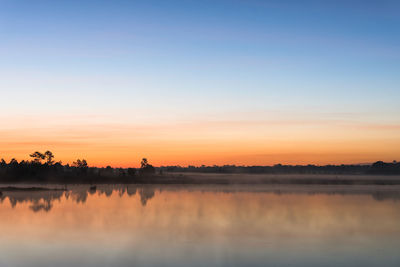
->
[
  {"left": 73, "top": 159, "right": 88, "bottom": 168},
  {"left": 72, "top": 159, "right": 88, "bottom": 176},
  {"left": 141, "top": 158, "right": 149, "bottom": 168},
  {"left": 139, "top": 158, "right": 155, "bottom": 175},
  {"left": 9, "top": 158, "right": 18, "bottom": 165},
  {"left": 44, "top": 151, "right": 55, "bottom": 165},
  {"left": 30, "top": 152, "right": 45, "bottom": 163}
]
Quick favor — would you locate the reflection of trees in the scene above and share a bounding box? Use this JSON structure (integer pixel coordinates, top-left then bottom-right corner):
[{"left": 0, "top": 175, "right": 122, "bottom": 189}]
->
[
  {"left": 0, "top": 185, "right": 157, "bottom": 212},
  {"left": 138, "top": 187, "right": 155, "bottom": 206},
  {"left": 104, "top": 188, "right": 113, "bottom": 197},
  {"left": 30, "top": 200, "right": 53, "bottom": 212},
  {"left": 126, "top": 187, "right": 137, "bottom": 196},
  {"left": 0, "top": 190, "right": 64, "bottom": 212},
  {"left": 73, "top": 190, "right": 88, "bottom": 204},
  {"left": 2, "top": 185, "right": 399, "bottom": 213}
]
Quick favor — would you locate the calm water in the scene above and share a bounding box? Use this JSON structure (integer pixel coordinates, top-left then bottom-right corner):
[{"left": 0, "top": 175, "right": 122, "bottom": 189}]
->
[{"left": 1, "top": 184, "right": 400, "bottom": 267}]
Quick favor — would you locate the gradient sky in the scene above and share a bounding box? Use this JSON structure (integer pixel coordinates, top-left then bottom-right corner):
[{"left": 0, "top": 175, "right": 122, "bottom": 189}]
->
[{"left": 0, "top": 0, "right": 399, "bottom": 167}]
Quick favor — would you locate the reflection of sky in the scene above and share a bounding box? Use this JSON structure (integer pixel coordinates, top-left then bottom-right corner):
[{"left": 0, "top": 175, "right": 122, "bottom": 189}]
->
[
  {"left": 1, "top": 1, "right": 400, "bottom": 166},
  {"left": 0, "top": 186, "right": 400, "bottom": 266}
]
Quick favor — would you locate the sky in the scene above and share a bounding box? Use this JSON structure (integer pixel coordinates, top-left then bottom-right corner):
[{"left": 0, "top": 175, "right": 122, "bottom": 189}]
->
[{"left": 0, "top": 0, "right": 399, "bottom": 167}]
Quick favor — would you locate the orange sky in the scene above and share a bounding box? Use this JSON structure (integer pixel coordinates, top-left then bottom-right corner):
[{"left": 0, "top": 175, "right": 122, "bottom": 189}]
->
[
  {"left": 1, "top": 0, "right": 400, "bottom": 168},
  {"left": 0, "top": 113, "right": 399, "bottom": 167}
]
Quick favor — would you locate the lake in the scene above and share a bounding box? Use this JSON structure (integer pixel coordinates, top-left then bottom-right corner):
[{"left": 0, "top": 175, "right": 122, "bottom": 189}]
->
[{"left": 1, "top": 184, "right": 400, "bottom": 267}]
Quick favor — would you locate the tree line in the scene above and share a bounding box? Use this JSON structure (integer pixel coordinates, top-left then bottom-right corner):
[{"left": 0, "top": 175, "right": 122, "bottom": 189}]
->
[
  {"left": 160, "top": 161, "right": 400, "bottom": 175},
  {"left": 0, "top": 151, "right": 156, "bottom": 183},
  {"left": 0, "top": 151, "right": 399, "bottom": 184}
]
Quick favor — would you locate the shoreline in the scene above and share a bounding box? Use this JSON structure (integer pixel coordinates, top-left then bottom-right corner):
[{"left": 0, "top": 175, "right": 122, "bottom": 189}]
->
[{"left": 0, "top": 173, "right": 400, "bottom": 186}]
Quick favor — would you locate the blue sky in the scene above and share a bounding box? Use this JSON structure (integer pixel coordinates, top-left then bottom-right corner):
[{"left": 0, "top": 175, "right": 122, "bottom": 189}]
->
[
  {"left": 1, "top": 0, "right": 399, "bottom": 113},
  {"left": 0, "top": 0, "right": 399, "bottom": 165}
]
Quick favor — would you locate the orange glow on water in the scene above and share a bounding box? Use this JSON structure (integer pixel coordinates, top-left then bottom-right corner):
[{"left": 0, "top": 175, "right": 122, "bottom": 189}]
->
[{"left": 1, "top": 186, "right": 400, "bottom": 241}]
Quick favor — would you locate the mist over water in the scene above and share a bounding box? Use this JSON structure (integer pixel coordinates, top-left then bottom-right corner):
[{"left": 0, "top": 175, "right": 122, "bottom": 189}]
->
[{"left": 1, "top": 184, "right": 400, "bottom": 267}]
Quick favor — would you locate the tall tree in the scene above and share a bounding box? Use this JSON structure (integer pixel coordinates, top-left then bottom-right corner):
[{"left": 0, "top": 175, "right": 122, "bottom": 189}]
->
[
  {"left": 73, "top": 159, "right": 88, "bottom": 168},
  {"left": 44, "top": 151, "right": 55, "bottom": 165},
  {"left": 141, "top": 158, "right": 149, "bottom": 168},
  {"left": 30, "top": 152, "right": 45, "bottom": 163}
]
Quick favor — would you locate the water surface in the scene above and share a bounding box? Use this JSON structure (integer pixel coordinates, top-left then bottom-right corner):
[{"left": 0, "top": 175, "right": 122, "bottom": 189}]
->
[{"left": 1, "top": 184, "right": 400, "bottom": 267}]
